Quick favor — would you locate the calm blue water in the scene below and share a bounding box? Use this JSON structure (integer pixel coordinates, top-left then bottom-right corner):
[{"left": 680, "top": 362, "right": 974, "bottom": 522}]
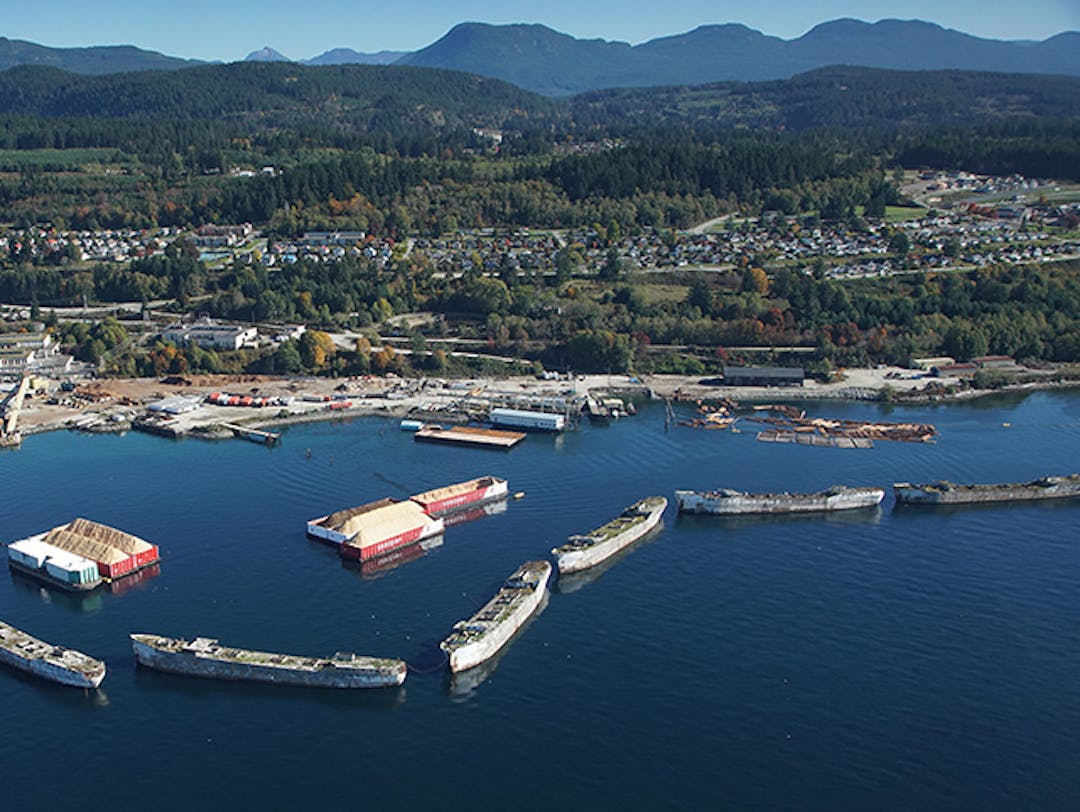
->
[{"left": 1, "top": 391, "right": 1079, "bottom": 810}]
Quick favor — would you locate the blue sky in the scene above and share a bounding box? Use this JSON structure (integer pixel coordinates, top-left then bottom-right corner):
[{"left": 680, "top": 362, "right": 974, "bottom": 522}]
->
[{"left": 6, "top": 0, "right": 1078, "bottom": 61}]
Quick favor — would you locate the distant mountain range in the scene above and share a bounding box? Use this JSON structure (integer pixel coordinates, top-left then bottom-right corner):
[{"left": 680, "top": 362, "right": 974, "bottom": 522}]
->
[
  {"left": 0, "top": 36, "right": 203, "bottom": 74},
  {"left": 397, "top": 20, "right": 1080, "bottom": 95},
  {"left": 1, "top": 19, "right": 1078, "bottom": 95},
  {"left": 241, "top": 46, "right": 406, "bottom": 65}
]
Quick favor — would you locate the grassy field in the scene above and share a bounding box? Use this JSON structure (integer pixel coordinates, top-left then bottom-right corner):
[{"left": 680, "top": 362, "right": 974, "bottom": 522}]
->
[
  {"left": 0, "top": 148, "right": 124, "bottom": 171},
  {"left": 853, "top": 204, "right": 926, "bottom": 222}
]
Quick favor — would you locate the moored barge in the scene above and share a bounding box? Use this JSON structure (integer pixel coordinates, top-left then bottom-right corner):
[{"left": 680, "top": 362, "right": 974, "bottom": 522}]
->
[
  {"left": 409, "top": 476, "right": 509, "bottom": 517},
  {"left": 131, "top": 634, "right": 406, "bottom": 688},
  {"left": 7, "top": 518, "right": 160, "bottom": 591},
  {"left": 676, "top": 485, "right": 884, "bottom": 515},
  {"left": 0, "top": 620, "right": 106, "bottom": 688},
  {"left": 552, "top": 496, "right": 667, "bottom": 574},
  {"left": 440, "top": 560, "right": 551, "bottom": 673},
  {"left": 307, "top": 498, "right": 445, "bottom": 561}
]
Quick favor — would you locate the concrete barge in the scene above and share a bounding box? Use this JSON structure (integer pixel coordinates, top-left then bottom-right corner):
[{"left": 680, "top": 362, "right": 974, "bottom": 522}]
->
[
  {"left": 440, "top": 560, "right": 551, "bottom": 673},
  {"left": 676, "top": 485, "right": 885, "bottom": 515},
  {"left": 552, "top": 496, "right": 667, "bottom": 574},
  {"left": 131, "top": 634, "right": 406, "bottom": 688},
  {"left": 0, "top": 620, "right": 106, "bottom": 688},
  {"left": 894, "top": 475, "right": 1080, "bottom": 506}
]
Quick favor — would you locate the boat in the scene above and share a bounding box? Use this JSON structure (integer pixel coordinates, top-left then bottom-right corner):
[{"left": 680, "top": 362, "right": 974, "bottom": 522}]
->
[
  {"left": 307, "top": 498, "right": 444, "bottom": 561},
  {"left": 409, "top": 476, "right": 509, "bottom": 517},
  {"left": 130, "top": 634, "right": 406, "bottom": 688},
  {"left": 894, "top": 475, "right": 1080, "bottom": 505},
  {"left": 440, "top": 560, "right": 552, "bottom": 673},
  {"left": 0, "top": 620, "right": 106, "bottom": 688},
  {"left": 552, "top": 496, "right": 667, "bottom": 574},
  {"left": 675, "top": 485, "right": 884, "bottom": 514}
]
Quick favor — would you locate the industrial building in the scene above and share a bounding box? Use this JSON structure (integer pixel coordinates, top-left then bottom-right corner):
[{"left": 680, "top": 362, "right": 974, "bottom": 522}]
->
[
  {"left": 722, "top": 366, "right": 805, "bottom": 387},
  {"left": 489, "top": 407, "right": 566, "bottom": 431}
]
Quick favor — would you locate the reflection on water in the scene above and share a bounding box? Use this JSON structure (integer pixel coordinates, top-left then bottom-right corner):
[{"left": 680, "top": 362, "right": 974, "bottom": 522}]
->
[
  {"left": 132, "top": 665, "right": 407, "bottom": 710},
  {"left": 341, "top": 535, "right": 446, "bottom": 580},
  {"left": 7, "top": 569, "right": 104, "bottom": 614},
  {"left": 0, "top": 662, "right": 111, "bottom": 708},
  {"left": 890, "top": 497, "right": 1080, "bottom": 519},
  {"left": 674, "top": 505, "right": 884, "bottom": 532},
  {"left": 6, "top": 561, "right": 162, "bottom": 611},
  {"left": 108, "top": 563, "right": 162, "bottom": 596},
  {"left": 442, "top": 498, "right": 508, "bottom": 529}
]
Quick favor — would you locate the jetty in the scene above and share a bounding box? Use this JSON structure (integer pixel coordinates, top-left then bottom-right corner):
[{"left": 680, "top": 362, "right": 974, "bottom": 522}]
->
[{"left": 220, "top": 423, "right": 281, "bottom": 446}]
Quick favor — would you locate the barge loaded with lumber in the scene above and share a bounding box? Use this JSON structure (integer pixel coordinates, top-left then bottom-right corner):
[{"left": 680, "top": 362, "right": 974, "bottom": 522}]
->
[
  {"left": 440, "top": 560, "right": 551, "bottom": 673},
  {"left": 131, "top": 634, "right": 406, "bottom": 688},
  {"left": 0, "top": 620, "right": 106, "bottom": 688},
  {"left": 676, "top": 485, "right": 885, "bottom": 515},
  {"left": 307, "top": 499, "right": 444, "bottom": 561},
  {"left": 894, "top": 475, "right": 1080, "bottom": 506},
  {"left": 7, "top": 518, "right": 161, "bottom": 592},
  {"left": 409, "top": 476, "right": 508, "bottom": 517},
  {"left": 552, "top": 496, "right": 667, "bottom": 574}
]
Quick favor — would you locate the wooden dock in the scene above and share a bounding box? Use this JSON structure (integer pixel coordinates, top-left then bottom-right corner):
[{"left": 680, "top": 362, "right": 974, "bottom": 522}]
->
[{"left": 414, "top": 425, "right": 525, "bottom": 449}]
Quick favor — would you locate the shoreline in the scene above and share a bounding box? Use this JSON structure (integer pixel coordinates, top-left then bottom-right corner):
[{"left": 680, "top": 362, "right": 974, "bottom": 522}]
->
[{"left": 10, "top": 370, "right": 1080, "bottom": 444}]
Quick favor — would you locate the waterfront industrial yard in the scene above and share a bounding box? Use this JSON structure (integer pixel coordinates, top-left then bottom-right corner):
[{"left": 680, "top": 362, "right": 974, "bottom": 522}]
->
[{"left": 9, "top": 363, "right": 1026, "bottom": 444}]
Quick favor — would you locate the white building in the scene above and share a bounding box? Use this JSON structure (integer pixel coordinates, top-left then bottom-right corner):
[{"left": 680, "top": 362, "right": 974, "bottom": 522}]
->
[
  {"left": 0, "top": 332, "right": 69, "bottom": 376},
  {"left": 163, "top": 319, "right": 258, "bottom": 351}
]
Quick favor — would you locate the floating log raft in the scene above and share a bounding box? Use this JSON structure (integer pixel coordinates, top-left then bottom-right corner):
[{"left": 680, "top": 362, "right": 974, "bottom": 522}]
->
[
  {"left": 743, "top": 412, "right": 936, "bottom": 443},
  {"left": 757, "top": 430, "right": 874, "bottom": 449}
]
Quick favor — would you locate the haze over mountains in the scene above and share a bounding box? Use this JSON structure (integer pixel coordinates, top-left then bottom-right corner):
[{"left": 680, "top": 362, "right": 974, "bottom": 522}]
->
[{"left": 1, "top": 19, "right": 1077, "bottom": 95}]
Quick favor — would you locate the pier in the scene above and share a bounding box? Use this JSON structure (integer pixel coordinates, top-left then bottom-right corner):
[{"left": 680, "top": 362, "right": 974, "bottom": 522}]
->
[{"left": 220, "top": 423, "right": 281, "bottom": 446}]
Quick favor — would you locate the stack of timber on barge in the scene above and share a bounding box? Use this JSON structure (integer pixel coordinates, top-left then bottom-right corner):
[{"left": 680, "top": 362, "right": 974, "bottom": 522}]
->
[
  {"left": 0, "top": 620, "right": 106, "bottom": 688},
  {"left": 894, "top": 475, "right": 1080, "bottom": 506},
  {"left": 440, "top": 560, "right": 552, "bottom": 673},
  {"left": 552, "top": 497, "right": 667, "bottom": 574},
  {"left": 676, "top": 485, "right": 885, "bottom": 515},
  {"left": 409, "top": 476, "right": 508, "bottom": 517},
  {"left": 307, "top": 499, "right": 444, "bottom": 561},
  {"left": 131, "top": 634, "right": 406, "bottom": 688}
]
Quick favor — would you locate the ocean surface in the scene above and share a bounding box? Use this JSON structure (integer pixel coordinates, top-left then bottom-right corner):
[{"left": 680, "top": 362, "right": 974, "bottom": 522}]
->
[{"left": 1, "top": 390, "right": 1079, "bottom": 809}]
